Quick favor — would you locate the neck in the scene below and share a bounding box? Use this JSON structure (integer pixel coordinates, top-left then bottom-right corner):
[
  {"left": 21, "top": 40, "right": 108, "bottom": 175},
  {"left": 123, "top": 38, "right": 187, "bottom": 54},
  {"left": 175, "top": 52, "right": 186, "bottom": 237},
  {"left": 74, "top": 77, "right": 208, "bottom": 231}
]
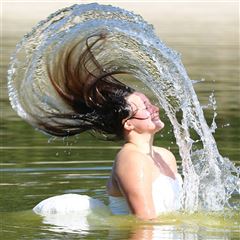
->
[{"left": 125, "top": 132, "right": 155, "bottom": 156}]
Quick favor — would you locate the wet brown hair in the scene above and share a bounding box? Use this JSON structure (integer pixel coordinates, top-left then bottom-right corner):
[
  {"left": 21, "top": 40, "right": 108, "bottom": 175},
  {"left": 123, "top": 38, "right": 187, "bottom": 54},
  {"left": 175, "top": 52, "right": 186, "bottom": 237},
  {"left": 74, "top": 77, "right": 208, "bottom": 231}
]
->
[{"left": 39, "top": 32, "right": 135, "bottom": 139}]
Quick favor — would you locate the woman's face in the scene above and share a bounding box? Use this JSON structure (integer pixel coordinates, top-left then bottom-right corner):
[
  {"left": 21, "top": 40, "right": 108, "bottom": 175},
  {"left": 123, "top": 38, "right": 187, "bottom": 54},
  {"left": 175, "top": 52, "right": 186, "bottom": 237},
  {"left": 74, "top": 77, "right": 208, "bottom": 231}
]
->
[{"left": 124, "top": 92, "right": 164, "bottom": 134}]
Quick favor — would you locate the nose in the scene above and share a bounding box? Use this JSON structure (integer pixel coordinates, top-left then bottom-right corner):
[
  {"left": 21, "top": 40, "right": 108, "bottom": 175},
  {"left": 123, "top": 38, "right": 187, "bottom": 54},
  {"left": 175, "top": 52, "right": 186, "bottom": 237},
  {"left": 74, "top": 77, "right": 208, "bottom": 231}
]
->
[
  {"left": 150, "top": 104, "right": 159, "bottom": 114},
  {"left": 154, "top": 105, "right": 159, "bottom": 112}
]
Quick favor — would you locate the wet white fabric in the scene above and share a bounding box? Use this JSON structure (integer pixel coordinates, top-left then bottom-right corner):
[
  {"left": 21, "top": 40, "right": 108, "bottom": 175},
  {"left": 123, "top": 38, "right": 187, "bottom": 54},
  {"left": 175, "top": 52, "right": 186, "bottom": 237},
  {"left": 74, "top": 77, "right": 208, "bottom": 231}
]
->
[
  {"left": 33, "top": 194, "right": 110, "bottom": 233},
  {"left": 109, "top": 173, "right": 183, "bottom": 215},
  {"left": 33, "top": 174, "right": 182, "bottom": 216},
  {"left": 33, "top": 194, "right": 106, "bottom": 215}
]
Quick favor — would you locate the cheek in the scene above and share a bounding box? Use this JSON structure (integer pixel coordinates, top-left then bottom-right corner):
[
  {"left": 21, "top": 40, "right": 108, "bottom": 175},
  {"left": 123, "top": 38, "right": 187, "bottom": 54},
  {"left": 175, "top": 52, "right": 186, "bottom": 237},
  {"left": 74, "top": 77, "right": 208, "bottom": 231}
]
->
[
  {"left": 135, "top": 111, "right": 151, "bottom": 119},
  {"left": 142, "top": 112, "right": 151, "bottom": 119}
]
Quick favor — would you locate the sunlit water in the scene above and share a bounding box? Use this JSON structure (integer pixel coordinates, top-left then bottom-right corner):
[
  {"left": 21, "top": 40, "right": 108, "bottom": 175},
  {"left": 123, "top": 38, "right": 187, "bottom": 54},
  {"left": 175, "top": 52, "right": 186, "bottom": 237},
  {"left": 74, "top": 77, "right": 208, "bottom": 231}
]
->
[
  {"left": 2, "top": 2, "right": 240, "bottom": 240},
  {"left": 7, "top": 3, "right": 240, "bottom": 210}
]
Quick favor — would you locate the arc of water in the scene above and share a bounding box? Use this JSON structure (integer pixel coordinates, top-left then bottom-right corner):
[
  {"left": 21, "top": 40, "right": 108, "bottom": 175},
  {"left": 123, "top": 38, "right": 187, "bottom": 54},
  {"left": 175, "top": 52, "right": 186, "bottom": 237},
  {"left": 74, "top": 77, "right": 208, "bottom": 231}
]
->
[{"left": 8, "top": 3, "right": 239, "bottom": 211}]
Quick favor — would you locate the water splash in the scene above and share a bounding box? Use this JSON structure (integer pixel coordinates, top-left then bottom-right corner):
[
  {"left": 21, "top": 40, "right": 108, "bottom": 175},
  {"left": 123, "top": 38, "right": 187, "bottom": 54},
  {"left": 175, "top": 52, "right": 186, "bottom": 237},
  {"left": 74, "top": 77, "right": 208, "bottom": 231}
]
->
[{"left": 7, "top": 3, "right": 239, "bottom": 211}]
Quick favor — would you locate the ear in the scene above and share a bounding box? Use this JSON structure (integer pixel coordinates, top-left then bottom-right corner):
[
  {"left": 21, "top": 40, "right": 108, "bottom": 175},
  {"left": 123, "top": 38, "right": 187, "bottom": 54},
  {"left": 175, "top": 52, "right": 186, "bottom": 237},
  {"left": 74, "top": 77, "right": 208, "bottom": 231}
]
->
[{"left": 123, "top": 120, "right": 134, "bottom": 131}]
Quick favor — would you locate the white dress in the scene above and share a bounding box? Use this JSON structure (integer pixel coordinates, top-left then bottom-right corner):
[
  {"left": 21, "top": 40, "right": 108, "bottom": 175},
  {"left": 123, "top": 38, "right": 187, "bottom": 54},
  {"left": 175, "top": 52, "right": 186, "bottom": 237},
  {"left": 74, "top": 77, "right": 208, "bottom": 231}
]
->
[
  {"left": 33, "top": 174, "right": 183, "bottom": 233},
  {"left": 33, "top": 173, "right": 182, "bottom": 216},
  {"left": 109, "top": 173, "right": 183, "bottom": 215},
  {"left": 33, "top": 194, "right": 106, "bottom": 215}
]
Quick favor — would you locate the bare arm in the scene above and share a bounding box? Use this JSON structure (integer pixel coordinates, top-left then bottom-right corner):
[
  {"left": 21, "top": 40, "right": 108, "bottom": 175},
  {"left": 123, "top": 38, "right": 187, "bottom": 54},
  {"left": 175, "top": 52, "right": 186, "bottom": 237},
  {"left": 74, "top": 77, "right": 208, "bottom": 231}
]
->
[{"left": 114, "top": 151, "right": 157, "bottom": 220}]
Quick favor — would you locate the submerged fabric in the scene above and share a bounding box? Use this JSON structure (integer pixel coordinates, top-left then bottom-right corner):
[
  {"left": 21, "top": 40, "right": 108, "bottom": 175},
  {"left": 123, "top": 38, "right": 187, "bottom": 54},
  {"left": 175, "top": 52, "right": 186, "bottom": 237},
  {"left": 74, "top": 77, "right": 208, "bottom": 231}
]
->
[
  {"left": 33, "top": 194, "right": 106, "bottom": 215},
  {"left": 33, "top": 174, "right": 182, "bottom": 216},
  {"left": 109, "top": 173, "right": 183, "bottom": 215}
]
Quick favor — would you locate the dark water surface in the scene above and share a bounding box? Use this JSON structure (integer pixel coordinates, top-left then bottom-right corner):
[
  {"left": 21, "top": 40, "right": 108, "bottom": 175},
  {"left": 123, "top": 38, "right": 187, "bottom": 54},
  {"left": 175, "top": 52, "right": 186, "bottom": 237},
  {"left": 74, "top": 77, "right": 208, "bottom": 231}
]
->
[{"left": 1, "top": 2, "right": 239, "bottom": 240}]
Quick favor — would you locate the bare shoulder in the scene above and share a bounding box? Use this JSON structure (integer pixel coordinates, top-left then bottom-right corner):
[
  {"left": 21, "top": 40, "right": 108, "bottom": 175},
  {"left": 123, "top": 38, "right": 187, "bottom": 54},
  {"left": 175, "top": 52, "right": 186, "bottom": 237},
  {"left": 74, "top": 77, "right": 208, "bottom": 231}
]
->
[
  {"left": 115, "top": 145, "right": 148, "bottom": 169},
  {"left": 153, "top": 146, "right": 177, "bottom": 170},
  {"left": 114, "top": 144, "right": 150, "bottom": 178}
]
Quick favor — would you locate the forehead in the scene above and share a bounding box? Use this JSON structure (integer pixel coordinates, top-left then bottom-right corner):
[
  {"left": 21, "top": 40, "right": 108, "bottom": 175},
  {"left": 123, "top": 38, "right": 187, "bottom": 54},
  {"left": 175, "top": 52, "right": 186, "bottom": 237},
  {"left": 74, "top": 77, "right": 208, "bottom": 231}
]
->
[{"left": 126, "top": 92, "right": 149, "bottom": 106}]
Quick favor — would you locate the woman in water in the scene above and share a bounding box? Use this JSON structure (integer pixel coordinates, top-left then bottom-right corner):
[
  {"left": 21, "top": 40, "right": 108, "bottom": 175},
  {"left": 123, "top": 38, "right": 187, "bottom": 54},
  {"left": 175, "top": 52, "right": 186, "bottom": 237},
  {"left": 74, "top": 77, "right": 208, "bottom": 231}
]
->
[
  {"left": 31, "top": 33, "right": 182, "bottom": 220},
  {"left": 107, "top": 91, "right": 182, "bottom": 220}
]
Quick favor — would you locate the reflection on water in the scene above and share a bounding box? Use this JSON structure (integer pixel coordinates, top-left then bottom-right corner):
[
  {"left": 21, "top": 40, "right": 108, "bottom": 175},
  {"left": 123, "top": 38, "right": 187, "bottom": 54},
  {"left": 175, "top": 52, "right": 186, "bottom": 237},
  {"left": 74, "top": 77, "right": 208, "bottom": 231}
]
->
[
  {"left": 1, "top": 2, "right": 239, "bottom": 240},
  {"left": 2, "top": 210, "right": 239, "bottom": 239}
]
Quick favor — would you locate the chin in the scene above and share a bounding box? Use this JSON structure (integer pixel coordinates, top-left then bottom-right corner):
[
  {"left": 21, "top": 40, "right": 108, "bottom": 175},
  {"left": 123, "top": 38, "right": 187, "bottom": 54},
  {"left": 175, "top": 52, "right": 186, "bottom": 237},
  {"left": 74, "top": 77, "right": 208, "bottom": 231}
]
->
[
  {"left": 148, "top": 120, "right": 164, "bottom": 134},
  {"left": 154, "top": 120, "right": 165, "bottom": 131}
]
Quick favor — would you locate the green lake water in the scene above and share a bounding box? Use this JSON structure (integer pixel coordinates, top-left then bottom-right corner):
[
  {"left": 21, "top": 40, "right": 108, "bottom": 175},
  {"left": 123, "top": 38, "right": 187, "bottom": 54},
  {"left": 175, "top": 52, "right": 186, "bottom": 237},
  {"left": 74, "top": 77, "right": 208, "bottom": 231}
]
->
[{"left": 1, "top": 2, "right": 239, "bottom": 239}]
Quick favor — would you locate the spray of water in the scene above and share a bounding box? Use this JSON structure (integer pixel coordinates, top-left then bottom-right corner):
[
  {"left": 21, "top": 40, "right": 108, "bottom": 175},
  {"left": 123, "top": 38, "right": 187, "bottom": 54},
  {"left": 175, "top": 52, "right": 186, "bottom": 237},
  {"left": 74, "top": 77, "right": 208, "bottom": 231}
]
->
[{"left": 7, "top": 3, "right": 239, "bottom": 211}]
